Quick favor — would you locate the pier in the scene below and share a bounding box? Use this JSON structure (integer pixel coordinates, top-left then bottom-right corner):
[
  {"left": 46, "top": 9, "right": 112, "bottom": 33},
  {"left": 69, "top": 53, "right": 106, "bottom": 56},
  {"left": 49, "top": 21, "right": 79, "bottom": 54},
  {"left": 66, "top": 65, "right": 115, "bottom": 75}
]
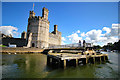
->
[
  {"left": 47, "top": 52, "right": 108, "bottom": 69},
  {"left": 45, "top": 43, "right": 109, "bottom": 68}
]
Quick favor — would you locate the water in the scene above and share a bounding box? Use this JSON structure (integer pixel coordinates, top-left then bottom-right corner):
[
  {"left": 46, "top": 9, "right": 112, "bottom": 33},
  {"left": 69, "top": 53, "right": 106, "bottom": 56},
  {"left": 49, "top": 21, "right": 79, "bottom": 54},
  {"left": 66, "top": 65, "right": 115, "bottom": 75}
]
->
[{"left": 2, "top": 52, "right": 120, "bottom": 78}]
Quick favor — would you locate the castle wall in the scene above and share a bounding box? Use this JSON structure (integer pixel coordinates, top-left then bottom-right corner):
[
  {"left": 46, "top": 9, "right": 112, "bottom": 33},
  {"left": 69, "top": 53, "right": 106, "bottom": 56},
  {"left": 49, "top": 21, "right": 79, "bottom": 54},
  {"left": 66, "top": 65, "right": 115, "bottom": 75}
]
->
[
  {"left": 27, "top": 33, "right": 32, "bottom": 47},
  {"left": 29, "top": 19, "right": 39, "bottom": 47},
  {"left": 27, "top": 16, "right": 49, "bottom": 48},
  {"left": 2, "top": 38, "right": 27, "bottom": 47},
  {"left": 49, "top": 32, "right": 61, "bottom": 47},
  {"left": 21, "top": 31, "right": 27, "bottom": 39},
  {"left": 26, "top": 8, "right": 61, "bottom": 48},
  {"left": 37, "top": 19, "right": 49, "bottom": 48}
]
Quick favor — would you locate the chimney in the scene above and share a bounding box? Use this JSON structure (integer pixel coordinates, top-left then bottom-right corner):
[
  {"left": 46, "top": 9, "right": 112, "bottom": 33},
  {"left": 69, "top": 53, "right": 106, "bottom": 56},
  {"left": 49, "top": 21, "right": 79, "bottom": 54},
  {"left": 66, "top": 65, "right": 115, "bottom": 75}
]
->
[{"left": 54, "top": 25, "right": 58, "bottom": 34}]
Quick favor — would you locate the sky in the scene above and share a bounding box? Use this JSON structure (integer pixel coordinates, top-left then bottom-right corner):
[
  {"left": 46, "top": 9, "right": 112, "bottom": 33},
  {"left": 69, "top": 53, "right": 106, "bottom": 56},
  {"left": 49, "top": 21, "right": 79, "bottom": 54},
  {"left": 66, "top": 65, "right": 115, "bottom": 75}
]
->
[{"left": 1, "top": 2, "right": 120, "bottom": 46}]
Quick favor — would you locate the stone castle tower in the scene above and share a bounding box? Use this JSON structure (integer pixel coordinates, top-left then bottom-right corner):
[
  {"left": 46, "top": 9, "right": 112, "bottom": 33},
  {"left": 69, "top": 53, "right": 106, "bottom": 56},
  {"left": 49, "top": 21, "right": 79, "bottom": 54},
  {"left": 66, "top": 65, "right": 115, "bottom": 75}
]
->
[
  {"left": 26, "top": 7, "right": 61, "bottom": 48},
  {"left": 21, "top": 31, "right": 27, "bottom": 39}
]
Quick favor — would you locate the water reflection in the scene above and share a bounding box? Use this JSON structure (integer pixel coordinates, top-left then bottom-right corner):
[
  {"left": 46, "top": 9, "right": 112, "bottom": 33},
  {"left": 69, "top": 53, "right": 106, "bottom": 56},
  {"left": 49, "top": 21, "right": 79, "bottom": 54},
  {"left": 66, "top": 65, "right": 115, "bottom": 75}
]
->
[{"left": 2, "top": 52, "right": 120, "bottom": 78}]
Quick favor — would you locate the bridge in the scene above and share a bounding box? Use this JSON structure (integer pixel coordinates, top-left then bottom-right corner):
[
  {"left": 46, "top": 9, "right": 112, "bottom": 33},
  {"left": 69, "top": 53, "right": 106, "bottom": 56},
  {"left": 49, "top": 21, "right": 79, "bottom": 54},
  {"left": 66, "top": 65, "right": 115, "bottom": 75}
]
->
[
  {"left": 47, "top": 43, "right": 93, "bottom": 49},
  {"left": 43, "top": 43, "right": 93, "bottom": 54}
]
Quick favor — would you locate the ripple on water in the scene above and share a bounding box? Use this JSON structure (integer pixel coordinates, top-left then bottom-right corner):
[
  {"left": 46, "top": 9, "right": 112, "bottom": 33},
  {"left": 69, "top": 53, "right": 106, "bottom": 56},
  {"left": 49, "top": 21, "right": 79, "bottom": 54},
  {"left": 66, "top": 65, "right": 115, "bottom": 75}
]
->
[{"left": 2, "top": 52, "right": 120, "bottom": 78}]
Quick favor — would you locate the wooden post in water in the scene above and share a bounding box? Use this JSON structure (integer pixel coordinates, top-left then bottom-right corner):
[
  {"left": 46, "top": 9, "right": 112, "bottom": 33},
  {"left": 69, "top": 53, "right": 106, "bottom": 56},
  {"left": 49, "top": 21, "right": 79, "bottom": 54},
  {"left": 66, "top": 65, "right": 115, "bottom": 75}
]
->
[
  {"left": 101, "top": 56, "right": 104, "bottom": 61},
  {"left": 100, "top": 56, "right": 101, "bottom": 63},
  {"left": 104, "top": 56, "right": 106, "bottom": 61},
  {"left": 82, "top": 58, "right": 86, "bottom": 65},
  {"left": 64, "top": 60, "right": 66, "bottom": 69},
  {"left": 93, "top": 57, "right": 95, "bottom": 64},
  {"left": 50, "top": 57, "right": 52, "bottom": 63},
  {"left": 86, "top": 56, "right": 88, "bottom": 64},
  {"left": 105, "top": 56, "right": 108, "bottom": 61},
  {"left": 47, "top": 56, "right": 50, "bottom": 65},
  {"left": 76, "top": 59, "right": 78, "bottom": 66}
]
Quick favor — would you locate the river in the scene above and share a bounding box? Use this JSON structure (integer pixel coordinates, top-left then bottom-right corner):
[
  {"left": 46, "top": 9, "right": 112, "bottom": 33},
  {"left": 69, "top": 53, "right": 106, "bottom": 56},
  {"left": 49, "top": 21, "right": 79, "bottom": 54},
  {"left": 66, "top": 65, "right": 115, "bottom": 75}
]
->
[{"left": 2, "top": 52, "right": 120, "bottom": 78}]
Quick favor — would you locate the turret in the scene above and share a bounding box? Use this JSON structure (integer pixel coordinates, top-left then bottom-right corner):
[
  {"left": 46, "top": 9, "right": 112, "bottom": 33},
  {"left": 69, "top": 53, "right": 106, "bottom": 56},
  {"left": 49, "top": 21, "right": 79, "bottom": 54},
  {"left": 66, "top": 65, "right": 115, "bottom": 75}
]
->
[
  {"left": 54, "top": 25, "right": 58, "bottom": 34},
  {"left": 21, "top": 31, "right": 27, "bottom": 39},
  {"left": 42, "top": 7, "right": 49, "bottom": 20},
  {"left": 29, "top": 11, "right": 35, "bottom": 18}
]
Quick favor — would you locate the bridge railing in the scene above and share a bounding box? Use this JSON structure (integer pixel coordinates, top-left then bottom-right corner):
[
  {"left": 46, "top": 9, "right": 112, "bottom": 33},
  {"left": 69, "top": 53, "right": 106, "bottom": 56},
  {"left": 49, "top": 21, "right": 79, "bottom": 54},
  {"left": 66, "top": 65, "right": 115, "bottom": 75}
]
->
[
  {"left": 46, "top": 42, "right": 93, "bottom": 49},
  {"left": 47, "top": 43, "right": 83, "bottom": 49}
]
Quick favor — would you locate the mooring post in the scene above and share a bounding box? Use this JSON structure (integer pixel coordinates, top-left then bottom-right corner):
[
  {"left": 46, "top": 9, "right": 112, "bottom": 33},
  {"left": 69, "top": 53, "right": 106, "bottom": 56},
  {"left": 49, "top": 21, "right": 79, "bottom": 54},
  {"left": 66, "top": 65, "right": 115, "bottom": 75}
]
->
[
  {"left": 86, "top": 56, "right": 88, "bottom": 64},
  {"left": 100, "top": 56, "right": 101, "bottom": 63},
  {"left": 76, "top": 59, "right": 78, "bottom": 66},
  {"left": 64, "top": 59, "right": 66, "bottom": 69},
  {"left": 104, "top": 56, "right": 105, "bottom": 61},
  {"left": 47, "top": 56, "right": 50, "bottom": 65},
  {"left": 50, "top": 57, "right": 52, "bottom": 63},
  {"left": 93, "top": 57, "right": 95, "bottom": 64},
  {"left": 105, "top": 56, "right": 108, "bottom": 61}
]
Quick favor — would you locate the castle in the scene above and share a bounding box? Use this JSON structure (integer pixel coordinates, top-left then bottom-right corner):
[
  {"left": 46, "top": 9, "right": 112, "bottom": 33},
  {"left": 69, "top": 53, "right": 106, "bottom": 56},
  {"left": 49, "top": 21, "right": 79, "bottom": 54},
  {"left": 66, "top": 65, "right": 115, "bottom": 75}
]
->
[{"left": 1, "top": 7, "right": 61, "bottom": 48}]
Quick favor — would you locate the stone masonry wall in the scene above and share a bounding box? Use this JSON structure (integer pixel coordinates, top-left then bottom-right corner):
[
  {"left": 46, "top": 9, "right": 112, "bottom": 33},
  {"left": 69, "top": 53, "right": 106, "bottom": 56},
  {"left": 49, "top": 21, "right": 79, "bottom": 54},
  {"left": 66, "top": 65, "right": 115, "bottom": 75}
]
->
[
  {"left": 26, "top": 8, "right": 61, "bottom": 48},
  {"left": 49, "top": 31, "right": 61, "bottom": 47},
  {"left": 2, "top": 47, "right": 44, "bottom": 53},
  {"left": 2, "top": 38, "right": 27, "bottom": 47}
]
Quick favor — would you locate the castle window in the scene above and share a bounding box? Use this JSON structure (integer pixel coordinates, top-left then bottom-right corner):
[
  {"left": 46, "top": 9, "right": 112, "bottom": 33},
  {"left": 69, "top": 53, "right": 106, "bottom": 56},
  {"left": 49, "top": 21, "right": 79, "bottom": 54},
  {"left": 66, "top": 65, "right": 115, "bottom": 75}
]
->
[
  {"left": 32, "top": 43, "right": 35, "bottom": 47},
  {"left": 27, "top": 34, "right": 29, "bottom": 38},
  {"left": 28, "top": 30, "right": 30, "bottom": 32}
]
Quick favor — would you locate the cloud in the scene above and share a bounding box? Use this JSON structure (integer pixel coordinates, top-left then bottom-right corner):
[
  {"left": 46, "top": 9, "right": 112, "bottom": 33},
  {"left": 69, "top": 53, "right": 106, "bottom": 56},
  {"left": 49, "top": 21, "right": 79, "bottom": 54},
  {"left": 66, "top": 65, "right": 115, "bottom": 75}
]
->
[
  {"left": 0, "top": 26, "right": 19, "bottom": 37},
  {"left": 86, "top": 29, "right": 103, "bottom": 41},
  {"left": 85, "top": 24, "right": 119, "bottom": 45},
  {"left": 76, "top": 30, "right": 80, "bottom": 33},
  {"left": 61, "top": 41, "right": 65, "bottom": 45},
  {"left": 81, "top": 32, "right": 86, "bottom": 37},
  {"left": 62, "top": 23, "right": 119, "bottom": 46},
  {"left": 67, "top": 32, "right": 82, "bottom": 43},
  {"left": 61, "top": 37, "right": 66, "bottom": 45},
  {"left": 102, "top": 24, "right": 120, "bottom": 37},
  {"left": 62, "top": 37, "right": 66, "bottom": 41},
  {"left": 110, "top": 24, "right": 120, "bottom": 37},
  {"left": 85, "top": 24, "right": 119, "bottom": 46},
  {"left": 100, "top": 37, "right": 118, "bottom": 46},
  {"left": 102, "top": 27, "right": 111, "bottom": 36}
]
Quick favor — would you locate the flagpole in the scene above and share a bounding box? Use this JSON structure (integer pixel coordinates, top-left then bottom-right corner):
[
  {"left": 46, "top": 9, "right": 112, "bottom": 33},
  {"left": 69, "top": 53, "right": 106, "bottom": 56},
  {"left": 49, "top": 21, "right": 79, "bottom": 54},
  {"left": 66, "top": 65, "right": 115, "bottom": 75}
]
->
[{"left": 32, "top": 3, "right": 34, "bottom": 11}]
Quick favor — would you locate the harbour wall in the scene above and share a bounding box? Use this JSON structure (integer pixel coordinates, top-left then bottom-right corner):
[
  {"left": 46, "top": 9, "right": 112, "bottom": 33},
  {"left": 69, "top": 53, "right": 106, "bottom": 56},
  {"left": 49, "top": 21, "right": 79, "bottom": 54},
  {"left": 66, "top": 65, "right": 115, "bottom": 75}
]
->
[{"left": 1, "top": 47, "right": 44, "bottom": 53}]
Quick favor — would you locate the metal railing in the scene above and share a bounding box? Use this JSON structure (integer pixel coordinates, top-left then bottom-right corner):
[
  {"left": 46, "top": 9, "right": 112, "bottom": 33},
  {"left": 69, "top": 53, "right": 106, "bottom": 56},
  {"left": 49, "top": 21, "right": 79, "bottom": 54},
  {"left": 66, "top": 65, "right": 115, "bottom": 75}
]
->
[
  {"left": 47, "top": 43, "right": 82, "bottom": 49},
  {"left": 46, "top": 43, "right": 93, "bottom": 49}
]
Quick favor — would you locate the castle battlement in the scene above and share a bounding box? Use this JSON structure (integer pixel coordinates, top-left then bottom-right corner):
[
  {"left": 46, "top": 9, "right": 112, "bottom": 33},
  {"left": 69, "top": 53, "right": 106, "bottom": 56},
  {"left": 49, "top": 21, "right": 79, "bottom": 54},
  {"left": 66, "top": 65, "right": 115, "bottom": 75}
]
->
[
  {"left": 29, "top": 16, "right": 49, "bottom": 20},
  {"left": 29, "top": 16, "right": 42, "bottom": 20},
  {"left": 42, "top": 7, "right": 49, "bottom": 12},
  {"left": 26, "top": 7, "right": 61, "bottom": 48},
  {"left": 28, "top": 14, "right": 49, "bottom": 24}
]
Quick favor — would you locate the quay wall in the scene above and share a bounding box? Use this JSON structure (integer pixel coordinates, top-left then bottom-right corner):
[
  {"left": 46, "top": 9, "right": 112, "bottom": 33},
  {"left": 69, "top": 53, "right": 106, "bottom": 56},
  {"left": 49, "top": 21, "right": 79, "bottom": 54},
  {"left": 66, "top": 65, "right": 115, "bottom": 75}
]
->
[{"left": 1, "top": 47, "right": 44, "bottom": 53}]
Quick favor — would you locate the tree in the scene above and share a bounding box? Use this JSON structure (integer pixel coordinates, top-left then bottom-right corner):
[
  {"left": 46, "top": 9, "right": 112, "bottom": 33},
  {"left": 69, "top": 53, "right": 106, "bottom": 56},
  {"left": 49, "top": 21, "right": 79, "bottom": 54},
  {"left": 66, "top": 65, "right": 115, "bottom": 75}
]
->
[{"left": 93, "top": 45, "right": 101, "bottom": 50}]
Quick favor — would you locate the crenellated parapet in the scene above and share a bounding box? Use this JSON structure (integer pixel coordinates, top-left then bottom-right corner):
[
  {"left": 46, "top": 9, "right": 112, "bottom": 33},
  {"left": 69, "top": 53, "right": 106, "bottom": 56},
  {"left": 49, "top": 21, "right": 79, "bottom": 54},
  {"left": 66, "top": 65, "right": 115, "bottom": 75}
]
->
[
  {"left": 49, "top": 25, "right": 61, "bottom": 46},
  {"left": 28, "top": 15, "right": 50, "bottom": 24},
  {"left": 26, "top": 7, "right": 61, "bottom": 48},
  {"left": 29, "top": 11, "right": 35, "bottom": 18}
]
